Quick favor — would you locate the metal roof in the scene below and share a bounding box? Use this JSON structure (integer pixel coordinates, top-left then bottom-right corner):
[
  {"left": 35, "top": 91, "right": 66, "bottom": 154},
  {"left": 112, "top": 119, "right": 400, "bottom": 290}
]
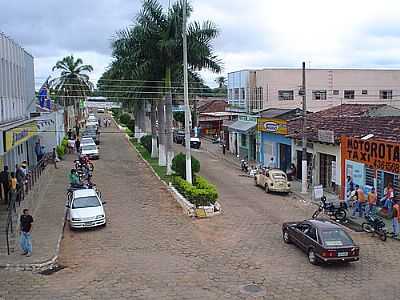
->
[{"left": 227, "top": 120, "right": 256, "bottom": 133}]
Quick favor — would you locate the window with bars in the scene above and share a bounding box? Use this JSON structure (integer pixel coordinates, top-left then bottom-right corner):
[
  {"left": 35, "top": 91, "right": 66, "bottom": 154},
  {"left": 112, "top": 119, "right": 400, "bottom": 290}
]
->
[
  {"left": 278, "top": 90, "right": 294, "bottom": 101},
  {"left": 380, "top": 90, "right": 392, "bottom": 99},
  {"left": 312, "top": 90, "right": 327, "bottom": 100},
  {"left": 234, "top": 88, "right": 239, "bottom": 100},
  {"left": 344, "top": 90, "right": 355, "bottom": 99}
]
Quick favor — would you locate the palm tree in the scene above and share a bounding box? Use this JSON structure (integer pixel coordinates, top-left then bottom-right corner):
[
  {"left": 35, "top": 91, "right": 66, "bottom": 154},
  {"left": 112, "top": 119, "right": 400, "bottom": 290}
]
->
[
  {"left": 215, "top": 76, "right": 226, "bottom": 89},
  {"left": 137, "top": 0, "right": 222, "bottom": 174},
  {"left": 51, "top": 55, "right": 94, "bottom": 121}
]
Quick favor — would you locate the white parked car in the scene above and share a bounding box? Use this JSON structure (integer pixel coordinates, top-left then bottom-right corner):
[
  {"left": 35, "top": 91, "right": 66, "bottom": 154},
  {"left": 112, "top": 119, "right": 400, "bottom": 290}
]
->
[
  {"left": 66, "top": 189, "right": 106, "bottom": 229},
  {"left": 80, "top": 137, "right": 96, "bottom": 147},
  {"left": 86, "top": 121, "right": 98, "bottom": 127},
  {"left": 81, "top": 143, "right": 99, "bottom": 159}
]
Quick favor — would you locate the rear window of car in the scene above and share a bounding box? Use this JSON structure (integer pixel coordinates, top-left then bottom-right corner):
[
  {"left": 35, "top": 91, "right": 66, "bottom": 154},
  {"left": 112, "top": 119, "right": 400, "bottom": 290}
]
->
[
  {"left": 72, "top": 196, "right": 100, "bottom": 209},
  {"left": 320, "top": 229, "right": 353, "bottom": 247}
]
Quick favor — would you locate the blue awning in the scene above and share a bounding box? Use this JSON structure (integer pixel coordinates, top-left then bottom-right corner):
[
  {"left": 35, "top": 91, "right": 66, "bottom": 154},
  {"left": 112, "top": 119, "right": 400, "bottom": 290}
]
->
[{"left": 227, "top": 120, "right": 256, "bottom": 134}]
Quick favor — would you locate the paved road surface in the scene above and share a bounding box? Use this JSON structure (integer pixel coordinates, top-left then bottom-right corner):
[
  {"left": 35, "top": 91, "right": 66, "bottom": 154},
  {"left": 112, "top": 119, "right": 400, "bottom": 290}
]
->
[{"left": 1, "top": 124, "right": 399, "bottom": 300}]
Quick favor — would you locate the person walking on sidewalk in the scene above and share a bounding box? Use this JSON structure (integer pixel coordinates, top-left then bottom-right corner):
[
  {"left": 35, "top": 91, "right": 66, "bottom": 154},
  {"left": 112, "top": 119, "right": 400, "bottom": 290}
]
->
[
  {"left": 351, "top": 185, "right": 366, "bottom": 218},
  {"left": 0, "top": 166, "right": 10, "bottom": 204},
  {"left": 366, "top": 187, "right": 377, "bottom": 216},
  {"left": 392, "top": 200, "right": 400, "bottom": 238},
  {"left": 20, "top": 208, "right": 33, "bottom": 256},
  {"left": 75, "top": 138, "right": 81, "bottom": 154}
]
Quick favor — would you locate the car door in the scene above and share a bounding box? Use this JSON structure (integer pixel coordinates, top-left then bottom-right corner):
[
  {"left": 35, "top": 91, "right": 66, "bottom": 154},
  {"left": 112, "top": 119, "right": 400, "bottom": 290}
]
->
[
  {"left": 292, "top": 223, "right": 310, "bottom": 250},
  {"left": 303, "top": 225, "right": 320, "bottom": 251}
]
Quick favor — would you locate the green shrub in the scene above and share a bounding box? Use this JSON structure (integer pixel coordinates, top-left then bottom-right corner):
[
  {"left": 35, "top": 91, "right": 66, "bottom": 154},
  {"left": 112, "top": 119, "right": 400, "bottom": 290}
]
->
[
  {"left": 127, "top": 118, "right": 135, "bottom": 134},
  {"left": 56, "top": 144, "right": 65, "bottom": 158},
  {"left": 172, "top": 175, "right": 218, "bottom": 207},
  {"left": 119, "top": 113, "right": 131, "bottom": 125},
  {"left": 140, "top": 135, "right": 152, "bottom": 153},
  {"left": 111, "top": 108, "right": 122, "bottom": 117},
  {"left": 61, "top": 138, "right": 68, "bottom": 148},
  {"left": 171, "top": 153, "right": 200, "bottom": 179}
]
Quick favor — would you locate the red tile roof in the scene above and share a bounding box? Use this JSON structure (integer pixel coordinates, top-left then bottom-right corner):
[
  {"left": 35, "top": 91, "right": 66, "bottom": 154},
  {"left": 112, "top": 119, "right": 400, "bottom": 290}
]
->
[
  {"left": 288, "top": 104, "right": 400, "bottom": 143},
  {"left": 198, "top": 100, "right": 227, "bottom": 113}
]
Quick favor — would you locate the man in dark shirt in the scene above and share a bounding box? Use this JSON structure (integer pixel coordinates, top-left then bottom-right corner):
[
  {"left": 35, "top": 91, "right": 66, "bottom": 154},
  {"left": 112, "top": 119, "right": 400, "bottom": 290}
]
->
[
  {"left": 0, "top": 166, "right": 10, "bottom": 204},
  {"left": 20, "top": 208, "right": 33, "bottom": 256}
]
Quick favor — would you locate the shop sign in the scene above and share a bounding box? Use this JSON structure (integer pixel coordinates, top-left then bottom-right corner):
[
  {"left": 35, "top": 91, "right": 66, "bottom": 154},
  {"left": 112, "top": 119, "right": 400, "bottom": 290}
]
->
[
  {"left": 318, "top": 130, "right": 335, "bottom": 144},
  {"left": 257, "top": 118, "right": 288, "bottom": 135},
  {"left": 331, "top": 161, "right": 337, "bottom": 183},
  {"left": 341, "top": 137, "right": 400, "bottom": 174},
  {"left": 4, "top": 122, "right": 37, "bottom": 152}
]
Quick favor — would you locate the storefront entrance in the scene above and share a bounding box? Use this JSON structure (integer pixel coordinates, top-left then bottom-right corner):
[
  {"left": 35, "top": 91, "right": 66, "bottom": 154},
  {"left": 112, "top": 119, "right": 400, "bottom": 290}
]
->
[
  {"left": 296, "top": 151, "right": 313, "bottom": 181},
  {"left": 319, "top": 153, "right": 336, "bottom": 192},
  {"left": 279, "top": 144, "right": 291, "bottom": 172}
]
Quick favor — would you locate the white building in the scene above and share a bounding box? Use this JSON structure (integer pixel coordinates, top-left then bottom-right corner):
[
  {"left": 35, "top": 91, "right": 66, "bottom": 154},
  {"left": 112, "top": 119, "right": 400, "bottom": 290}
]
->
[
  {"left": 0, "top": 32, "right": 37, "bottom": 169},
  {"left": 228, "top": 68, "right": 400, "bottom": 113}
]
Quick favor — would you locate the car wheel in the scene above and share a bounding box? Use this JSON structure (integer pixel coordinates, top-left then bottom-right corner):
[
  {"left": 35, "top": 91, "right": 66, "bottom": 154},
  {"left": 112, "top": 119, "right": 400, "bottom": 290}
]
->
[
  {"left": 308, "top": 249, "right": 319, "bottom": 265},
  {"left": 283, "top": 230, "right": 291, "bottom": 244},
  {"left": 265, "top": 184, "right": 269, "bottom": 193}
]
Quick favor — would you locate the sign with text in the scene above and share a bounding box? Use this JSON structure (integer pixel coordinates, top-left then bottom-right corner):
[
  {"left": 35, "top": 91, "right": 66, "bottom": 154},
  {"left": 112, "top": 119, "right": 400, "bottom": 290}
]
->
[
  {"left": 257, "top": 118, "right": 288, "bottom": 135},
  {"left": 4, "top": 122, "right": 37, "bottom": 152},
  {"left": 318, "top": 130, "right": 335, "bottom": 144},
  {"left": 341, "top": 137, "right": 400, "bottom": 174}
]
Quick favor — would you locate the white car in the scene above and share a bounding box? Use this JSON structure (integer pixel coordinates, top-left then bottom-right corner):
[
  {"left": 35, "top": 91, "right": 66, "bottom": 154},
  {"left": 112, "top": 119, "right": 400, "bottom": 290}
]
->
[
  {"left": 81, "top": 143, "right": 99, "bottom": 159},
  {"left": 66, "top": 189, "right": 106, "bottom": 229},
  {"left": 80, "top": 137, "right": 95, "bottom": 147},
  {"left": 86, "top": 120, "right": 98, "bottom": 127}
]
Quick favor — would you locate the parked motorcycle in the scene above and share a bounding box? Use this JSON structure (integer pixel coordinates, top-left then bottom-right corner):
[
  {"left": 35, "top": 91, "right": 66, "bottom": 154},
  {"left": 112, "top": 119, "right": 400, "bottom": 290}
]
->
[
  {"left": 312, "top": 196, "right": 347, "bottom": 222},
  {"left": 362, "top": 215, "right": 387, "bottom": 241},
  {"left": 240, "top": 159, "right": 249, "bottom": 173}
]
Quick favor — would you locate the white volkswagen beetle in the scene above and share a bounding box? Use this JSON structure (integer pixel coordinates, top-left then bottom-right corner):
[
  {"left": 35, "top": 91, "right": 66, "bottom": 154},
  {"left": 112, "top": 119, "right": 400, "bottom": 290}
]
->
[
  {"left": 66, "top": 189, "right": 106, "bottom": 229},
  {"left": 254, "top": 168, "right": 291, "bottom": 194}
]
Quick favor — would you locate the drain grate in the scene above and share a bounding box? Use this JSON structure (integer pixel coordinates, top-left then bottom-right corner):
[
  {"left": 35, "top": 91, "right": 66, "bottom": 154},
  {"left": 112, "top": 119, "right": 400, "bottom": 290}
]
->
[
  {"left": 239, "top": 284, "right": 267, "bottom": 297},
  {"left": 39, "top": 265, "right": 65, "bottom": 275}
]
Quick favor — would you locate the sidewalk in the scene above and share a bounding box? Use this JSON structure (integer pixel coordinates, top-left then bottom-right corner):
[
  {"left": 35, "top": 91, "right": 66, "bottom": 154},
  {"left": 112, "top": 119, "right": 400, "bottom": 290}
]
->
[
  {"left": 0, "top": 155, "right": 73, "bottom": 271},
  {"left": 200, "top": 138, "right": 255, "bottom": 169}
]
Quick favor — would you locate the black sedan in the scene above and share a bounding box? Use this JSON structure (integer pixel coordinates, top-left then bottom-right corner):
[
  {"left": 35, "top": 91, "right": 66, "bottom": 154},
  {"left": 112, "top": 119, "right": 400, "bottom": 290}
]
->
[{"left": 282, "top": 219, "right": 360, "bottom": 265}]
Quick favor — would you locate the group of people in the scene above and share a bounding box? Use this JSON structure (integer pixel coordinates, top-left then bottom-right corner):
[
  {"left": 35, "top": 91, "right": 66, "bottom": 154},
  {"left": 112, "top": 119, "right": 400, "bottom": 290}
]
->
[
  {"left": 346, "top": 176, "right": 399, "bottom": 237},
  {"left": 66, "top": 128, "right": 82, "bottom": 154},
  {"left": 99, "top": 118, "right": 111, "bottom": 128},
  {"left": 0, "top": 163, "right": 29, "bottom": 205}
]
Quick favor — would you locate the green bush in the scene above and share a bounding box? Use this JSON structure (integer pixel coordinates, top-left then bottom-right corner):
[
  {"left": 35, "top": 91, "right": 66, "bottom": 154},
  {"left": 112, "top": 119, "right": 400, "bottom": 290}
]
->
[
  {"left": 171, "top": 153, "right": 200, "bottom": 179},
  {"left": 111, "top": 108, "right": 122, "bottom": 118},
  {"left": 119, "top": 113, "right": 131, "bottom": 125},
  {"left": 140, "top": 135, "right": 152, "bottom": 153},
  {"left": 127, "top": 118, "right": 135, "bottom": 134},
  {"left": 56, "top": 144, "right": 65, "bottom": 158},
  {"left": 172, "top": 175, "right": 218, "bottom": 207},
  {"left": 61, "top": 138, "right": 68, "bottom": 148}
]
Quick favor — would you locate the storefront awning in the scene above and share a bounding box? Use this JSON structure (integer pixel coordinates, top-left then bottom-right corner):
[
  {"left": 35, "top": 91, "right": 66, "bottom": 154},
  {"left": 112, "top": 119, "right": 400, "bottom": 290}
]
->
[{"left": 227, "top": 120, "right": 256, "bottom": 134}]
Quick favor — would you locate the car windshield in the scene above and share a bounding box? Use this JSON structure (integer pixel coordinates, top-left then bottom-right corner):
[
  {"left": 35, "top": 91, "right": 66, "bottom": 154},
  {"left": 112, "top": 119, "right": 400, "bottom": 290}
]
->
[
  {"left": 72, "top": 196, "right": 100, "bottom": 209},
  {"left": 82, "top": 145, "right": 97, "bottom": 151},
  {"left": 82, "top": 138, "right": 94, "bottom": 144},
  {"left": 272, "top": 173, "right": 286, "bottom": 180},
  {"left": 320, "top": 229, "right": 353, "bottom": 247}
]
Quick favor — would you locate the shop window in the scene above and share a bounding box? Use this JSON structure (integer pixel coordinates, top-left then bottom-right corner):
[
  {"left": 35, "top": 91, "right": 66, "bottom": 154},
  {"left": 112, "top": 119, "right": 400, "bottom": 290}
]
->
[
  {"left": 234, "top": 88, "right": 239, "bottom": 100},
  {"left": 344, "top": 90, "right": 355, "bottom": 99},
  {"left": 312, "top": 90, "right": 327, "bottom": 100},
  {"left": 241, "top": 134, "right": 247, "bottom": 147},
  {"left": 380, "top": 90, "right": 392, "bottom": 100},
  {"left": 240, "top": 88, "right": 245, "bottom": 100}
]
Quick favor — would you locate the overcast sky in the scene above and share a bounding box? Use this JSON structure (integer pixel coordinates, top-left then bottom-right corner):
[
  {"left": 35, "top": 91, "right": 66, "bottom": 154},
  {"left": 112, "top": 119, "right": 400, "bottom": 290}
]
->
[{"left": 2, "top": 0, "right": 400, "bottom": 88}]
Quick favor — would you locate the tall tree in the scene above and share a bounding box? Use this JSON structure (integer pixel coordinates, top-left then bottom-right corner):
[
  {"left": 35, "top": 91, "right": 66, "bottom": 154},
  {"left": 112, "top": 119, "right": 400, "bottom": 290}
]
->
[
  {"left": 137, "top": 0, "right": 222, "bottom": 174},
  {"left": 50, "top": 55, "right": 94, "bottom": 119},
  {"left": 215, "top": 76, "right": 226, "bottom": 89}
]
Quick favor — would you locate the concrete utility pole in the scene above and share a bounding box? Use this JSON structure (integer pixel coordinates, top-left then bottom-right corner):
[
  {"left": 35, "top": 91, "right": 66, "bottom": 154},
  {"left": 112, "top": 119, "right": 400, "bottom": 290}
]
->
[
  {"left": 182, "top": 0, "right": 192, "bottom": 184},
  {"left": 301, "top": 62, "right": 308, "bottom": 194}
]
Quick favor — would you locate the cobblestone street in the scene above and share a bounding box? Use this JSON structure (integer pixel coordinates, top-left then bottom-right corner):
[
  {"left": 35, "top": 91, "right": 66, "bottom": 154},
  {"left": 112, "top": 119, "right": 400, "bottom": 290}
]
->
[{"left": 1, "top": 122, "right": 400, "bottom": 300}]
